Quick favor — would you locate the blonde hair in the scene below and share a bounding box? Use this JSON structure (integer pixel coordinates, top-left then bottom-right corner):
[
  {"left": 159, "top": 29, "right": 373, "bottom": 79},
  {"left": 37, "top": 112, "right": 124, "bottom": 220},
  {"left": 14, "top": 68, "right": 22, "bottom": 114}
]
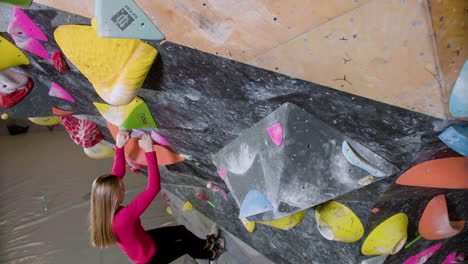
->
[{"left": 89, "top": 174, "right": 121, "bottom": 248}]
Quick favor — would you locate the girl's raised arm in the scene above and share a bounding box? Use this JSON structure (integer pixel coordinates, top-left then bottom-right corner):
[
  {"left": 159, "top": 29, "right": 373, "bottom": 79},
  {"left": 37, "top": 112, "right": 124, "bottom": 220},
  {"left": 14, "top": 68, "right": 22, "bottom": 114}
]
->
[
  {"left": 111, "top": 130, "right": 130, "bottom": 179},
  {"left": 125, "top": 134, "right": 161, "bottom": 218}
]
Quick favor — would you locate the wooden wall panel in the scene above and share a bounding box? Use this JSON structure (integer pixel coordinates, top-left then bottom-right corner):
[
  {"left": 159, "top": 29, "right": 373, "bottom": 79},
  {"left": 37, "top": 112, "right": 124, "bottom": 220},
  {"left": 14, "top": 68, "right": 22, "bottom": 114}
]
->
[
  {"left": 428, "top": 0, "right": 468, "bottom": 113},
  {"left": 136, "top": 0, "right": 369, "bottom": 61},
  {"left": 248, "top": 0, "right": 446, "bottom": 118},
  {"left": 35, "top": 0, "right": 94, "bottom": 18},
  {"left": 36, "top": 0, "right": 370, "bottom": 61}
]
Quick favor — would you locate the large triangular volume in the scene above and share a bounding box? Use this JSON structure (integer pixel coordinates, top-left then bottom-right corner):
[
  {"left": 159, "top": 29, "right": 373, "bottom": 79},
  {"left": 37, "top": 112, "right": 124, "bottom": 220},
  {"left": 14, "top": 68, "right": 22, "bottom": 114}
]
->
[{"left": 95, "top": 0, "right": 165, "bottom": 40}]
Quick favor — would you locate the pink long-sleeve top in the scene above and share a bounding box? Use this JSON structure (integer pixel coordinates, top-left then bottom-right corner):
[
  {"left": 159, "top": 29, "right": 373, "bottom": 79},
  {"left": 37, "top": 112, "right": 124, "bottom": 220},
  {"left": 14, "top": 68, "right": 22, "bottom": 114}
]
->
[{"left": 111, "top": 147, "right": 161, "bottom": 264}]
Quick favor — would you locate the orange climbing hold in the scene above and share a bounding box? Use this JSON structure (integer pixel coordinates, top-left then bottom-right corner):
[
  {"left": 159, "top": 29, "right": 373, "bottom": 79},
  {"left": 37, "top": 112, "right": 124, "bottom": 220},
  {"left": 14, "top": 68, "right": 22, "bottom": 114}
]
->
[
  {"left": 396, "top": 157, "right": 468, "bottom": 189},
  {"left": 418, "top": 194, "right": 465, "bottom": 240},
  {"left": 51, "top": 107, "right": 75, "bottom": 116},
  {"left": 107, "top": 122, "right": 184, "bottom": 166}
]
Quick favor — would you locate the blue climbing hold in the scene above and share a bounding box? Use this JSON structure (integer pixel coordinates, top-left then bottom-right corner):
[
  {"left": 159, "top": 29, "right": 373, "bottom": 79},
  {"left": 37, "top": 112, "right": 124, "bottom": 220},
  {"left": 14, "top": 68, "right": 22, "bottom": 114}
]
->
[
  {"left": 342, "top": 141, "right": 387, "bottom": 177},
  {"left": 449, "top": 60, "right": 468, "bottom": 118},
  {"left": 95, "top": 0, "right": 165, "bottom": 40},
  {"left": 438, "top": 126, "right": 468, "bottom": 157},
  {"left": 239, "top": 190, "right": 274, "bottom": 218}
]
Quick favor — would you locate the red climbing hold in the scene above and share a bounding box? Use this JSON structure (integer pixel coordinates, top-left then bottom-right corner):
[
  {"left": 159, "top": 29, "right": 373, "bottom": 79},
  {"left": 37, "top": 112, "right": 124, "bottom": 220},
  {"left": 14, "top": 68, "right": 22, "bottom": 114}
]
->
[
  {"left": 51, "top": 107, "right": 75, "bottom": 116},
  {"left": 0, "top": 69, "right": 34, "bottom": 108},
  {"left": 51, "top": 50, "right": 69, "bottom": 72},
  {"left": 418, "top": 194, "right": 465, "bottom": 240},
  {"left": 196, "top": 188, "right": 209, "bottom": 201},
  {"left": 396, "top": 157, "right": 468, "bottom": 189},
  {"left": 61, "top": 116, "right": 104, "bottom": 148}
]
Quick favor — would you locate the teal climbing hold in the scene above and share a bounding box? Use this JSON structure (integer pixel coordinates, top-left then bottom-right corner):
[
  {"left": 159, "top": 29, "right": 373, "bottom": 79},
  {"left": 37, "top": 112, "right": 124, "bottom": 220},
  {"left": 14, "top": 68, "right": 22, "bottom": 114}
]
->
[
  {"left": 449, "top": 60, "right": 468, "bottom": 118},
  {"left": 439, "top": 126, "right": 468, "bottom": 157},
  {"left": 239, "top": 189, "right": 274, "bottom": 218},
  {"left": 342, "top": 141, "right": 387, "bottom": 177},
  {"left": 95, "top": 0, "right": 165, "bottom": 40}
]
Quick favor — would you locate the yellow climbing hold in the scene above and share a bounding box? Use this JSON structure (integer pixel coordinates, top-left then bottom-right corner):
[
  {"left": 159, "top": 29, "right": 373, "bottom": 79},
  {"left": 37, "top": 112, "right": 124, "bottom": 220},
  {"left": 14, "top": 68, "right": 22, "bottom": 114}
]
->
[
  {"left": 93, "top": 97, "right": 157, "bottom": 129},
  {"left": 54, "top": 20, "right": 157, "bottom": 106},
  {"left": 315, "top": 201, "right": 364, "bottom": 242},
  {"left": 0, "top": 36, "right": 29, "bottom": 71},
  {"left": 241, "top": 218, "right": 256, "bottom": 232},
  {"left": 84, "top": 141, "right": 114, "bottom": 159},
  {"left": 28, "top": 116, "right": 61, "bottom": 125},
  {"left": 166, "top": 207, "right": 173, "bottom": 215},
  {"left": 1, "top": 113, "right": 9, "bottom": 120},
  {"left": 257, "top": 210, "right": 307, "bottom": 230},
  {"left": 91, "top": 17, "right": 98, "bottom": 31},
  {"left": 361, "top": 213, "right": 408, "bottom": 255},
  {"left": 182, "top": 201, "right": 193, "bottom": 212}
]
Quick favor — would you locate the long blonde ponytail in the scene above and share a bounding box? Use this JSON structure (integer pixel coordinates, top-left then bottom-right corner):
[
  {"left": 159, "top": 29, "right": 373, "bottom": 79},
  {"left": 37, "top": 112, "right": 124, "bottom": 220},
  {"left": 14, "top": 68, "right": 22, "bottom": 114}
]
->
[{"left": 89, "top": 174, "right": 122, "bottom": 248}]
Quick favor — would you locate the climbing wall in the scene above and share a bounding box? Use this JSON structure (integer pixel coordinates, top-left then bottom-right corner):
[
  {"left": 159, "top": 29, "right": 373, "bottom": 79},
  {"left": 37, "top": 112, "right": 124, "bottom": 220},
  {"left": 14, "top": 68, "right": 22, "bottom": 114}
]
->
[
  {"left": 1, "top": 1, "right": 467, "bottom": 264},
  {"left": 33, "top": 0, "right": 468, "bottom": 119}
]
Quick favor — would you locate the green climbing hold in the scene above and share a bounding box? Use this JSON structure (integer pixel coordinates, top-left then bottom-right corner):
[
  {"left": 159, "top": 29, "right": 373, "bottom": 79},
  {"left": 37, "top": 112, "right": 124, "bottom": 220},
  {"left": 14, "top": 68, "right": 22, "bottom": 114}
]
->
[
  {"left": 0, "top": 0, "right": 32, "bottom": 8},
  {"left": 121, "top": 101, "right": 157, "bottom": 129}
]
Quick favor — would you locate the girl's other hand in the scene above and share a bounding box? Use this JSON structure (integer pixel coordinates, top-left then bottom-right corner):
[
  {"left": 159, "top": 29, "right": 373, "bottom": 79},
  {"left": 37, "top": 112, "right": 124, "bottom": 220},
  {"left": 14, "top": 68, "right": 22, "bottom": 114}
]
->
[
  {"left": 116, "top": 130, "right": 130, "bottom": 148},
  {"left": 138, "top": 134, "right": 154, "bottom": 152}
]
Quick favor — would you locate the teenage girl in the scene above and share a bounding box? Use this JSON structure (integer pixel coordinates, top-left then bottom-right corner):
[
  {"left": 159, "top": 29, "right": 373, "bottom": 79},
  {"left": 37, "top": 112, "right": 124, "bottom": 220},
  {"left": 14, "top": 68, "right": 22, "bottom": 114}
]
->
[{"left": 89, "top": 130, "right": 223, "bottom": 264}]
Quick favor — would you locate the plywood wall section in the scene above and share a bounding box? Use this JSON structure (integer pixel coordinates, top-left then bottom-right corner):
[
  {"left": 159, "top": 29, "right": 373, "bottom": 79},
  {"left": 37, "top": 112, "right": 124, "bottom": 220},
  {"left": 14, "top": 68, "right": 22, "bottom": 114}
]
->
[
  {"left": 248, "top": 0, "right": 446, "bottom": 118},
  {"left": 35, "top": 0, "right": 94, "bottom": 18},
  {"left": 428, "top": 0, "right": 468, "bottom": 108},
  {"left": 136, "top": 0, "right": 369, "bottom": 61}
]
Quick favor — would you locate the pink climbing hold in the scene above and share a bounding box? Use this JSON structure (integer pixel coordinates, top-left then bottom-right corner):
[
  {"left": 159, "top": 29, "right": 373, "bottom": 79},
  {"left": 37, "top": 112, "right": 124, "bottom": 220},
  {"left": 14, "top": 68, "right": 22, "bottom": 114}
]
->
[
  {"left": 11, "top": 34, "right": 50, "bottom": 60},
  {"left": 151, "top": 131, "right": 171, "bottom": 146},
  {"left": 402, "top": 243, "right": 442, "bottom": 264},
  {"left": 8, "top": 8, "right": 48, "bottom": 41},
  {"left": 49, "top": 82, "right": 75, "bottom": 102},
  {"left": 442, "top": 252, "right": 466, "bottom": 264},
  {"left": 51, "top": 51, "right": 69, "bottom": 72},
  {"left": 217, "top": 167, "right": 227, "bottom": 181},
  {"left": 267, "top": 123, "right": 283, "bottom": 146}
]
